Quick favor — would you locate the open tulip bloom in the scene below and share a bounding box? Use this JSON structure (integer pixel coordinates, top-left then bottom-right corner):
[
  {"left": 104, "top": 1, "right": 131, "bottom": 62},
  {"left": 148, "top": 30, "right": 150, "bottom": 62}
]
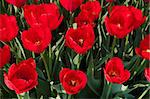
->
[
  {"left": 105, "top": 5, "right": 146, "bottom": 38},
  {"left": 21, "top": 26, "right": 52, "bottom": 53},
  {"left": 65, "top": 25, "right": 95, "bottom": 54},
  {"left": 24, "top": 3, "right": 63, "bottom": 31},
  {"left": 104, "top": 57, "right": 130, "bottom": 84},
  {"left": 59, "top": 68, "right": 87, "bottom": 95},
  {"left": 135, "top": 34, "right": 150, "bottom": 60},
  {"left": 0, "top": 0, "right": 149, "bottom": 98},
  {"left": 4, "top": 58, "right": 38, "bottom": 94}
]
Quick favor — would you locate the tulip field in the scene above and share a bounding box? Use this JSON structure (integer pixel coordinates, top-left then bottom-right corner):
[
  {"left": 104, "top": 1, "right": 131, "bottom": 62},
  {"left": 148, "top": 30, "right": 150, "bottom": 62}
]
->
[{"left": 0, "top": 0, "right": 150, "bottom": 98}]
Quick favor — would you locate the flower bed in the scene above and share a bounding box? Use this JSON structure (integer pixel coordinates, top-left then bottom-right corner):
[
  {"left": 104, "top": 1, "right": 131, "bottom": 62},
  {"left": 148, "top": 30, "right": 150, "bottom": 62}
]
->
[{"left": 0, "top": 0, "right": 149, "bottom": 98}]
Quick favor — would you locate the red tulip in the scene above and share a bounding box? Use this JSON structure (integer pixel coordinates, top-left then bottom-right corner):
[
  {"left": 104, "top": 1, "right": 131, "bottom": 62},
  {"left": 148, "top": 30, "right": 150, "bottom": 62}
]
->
[
  {"left": 59, "top": 68, "right": 87, "bottom": 94},
  {"left": 80, "top": 0, "right": 102, "bottom": 21},
  {"left": 65, "top": 25, "right": 95, "bottom": 54},
  {"left": 21, "top": 26, "right": 52, "bottom": 53},
  {"left": 60, "top": 0, "right": 83, "bottom": 12},
  {"left": 5, "top": 0, "right": 27, "bottom": 7},
  {"left": 129, "top": 6, "right": 146, "bottom": 29},
  {"left": 105, "top": 6, "right": 145, "bottom": 38},
  {"left": 135, "top": 34, "right": 150, "bottom": 60},
  {"left": 0, "top": 14, "right": 18, "bottom": 42},
  {"left": 144, "top": 68, "right": 150, "bottom": 82},
  {"left": 75, "top": 10, "right": 95, "bottom": 27},
  {"left": 104, "top": 57, "right": 130, "bottom": 84},
  {"left": 0, "top": 45, "right": 10, "bottom": 68},
  {"left": 24, "top": 3, "right": 63, "bottom": 31},
  {"left": 4, "top": 58, "right": 38, "bottom": 94}
]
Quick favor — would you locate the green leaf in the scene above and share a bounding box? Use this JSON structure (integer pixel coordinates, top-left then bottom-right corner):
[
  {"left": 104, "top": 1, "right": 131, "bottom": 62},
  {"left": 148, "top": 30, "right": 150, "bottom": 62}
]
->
[
  {"left": 36, "top": 67, "right": 46, "bottom": 80},
  {"left": 36, "top": 79, "right": 51, "bottom": 98},
  {"left": 95, "top": 53, "right": 113, "bottom": 70},
  {"left": 87, "top": 52, "right": 101, "bottom": 96},
  {"left": 111, "top": 84, "right": 122, "bottom": 94},
  {"left": 73, "top": 54, "right": 79, "bottom": 65}
]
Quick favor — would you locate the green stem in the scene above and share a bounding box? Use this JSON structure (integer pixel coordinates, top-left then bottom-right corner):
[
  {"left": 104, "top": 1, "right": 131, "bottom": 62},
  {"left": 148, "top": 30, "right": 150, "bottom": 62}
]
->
[
  {"left": 50, "top": 0, "right": 53, "bottom": 3},
  {"left": 111, "top": 37, "right": 117, "bottom": 54},
  {"left": 9, "top": 41, "right": 18, "bottom": 54},
  {"left": 40, "top": 53, "right": 51, "bottom": 81},
  {"left": 67, "top": 94, "right": 72, "bottom": 99},
  {"left": 135, "top": 1, "right": 139, "bottom": 8},
  {"left": 2, "top": 0, "right": 6, "bottom": 12},
  {"left": 124, "top": 35, "right": 129, "bottom": 52},
  {"left": 24, "top": 92, "right": 30, "bottom": 99},
  {"left": 77, "top": 54, "right": 82, "bottom": 70},
  {"left": 130, "top": 59, "right": 146, "bottom": 80},
  {"left": 17, "top": 92, "right": 30, "bottom": 99},
  {"left": 138, "top": 87, "right": 150, "bottom": 99},
  {"left": 52, "top": 40, "right": 65, "bottom": 75},
  {"left": 106, "top": 83, "right": 112, "bottom": 99},
  {"left": 69, "top": 12, "right": 74, "bottom": 27},
  {"left": 99, "top": 0, "right": 104, "bottom": 19},
  {"left": 32, "top": 52, "right": 35, "bottom": 58},
  {"left": 9, "top": 41, "right": 14, "bottom": 48},
  {"left": 49, "top": 45, "right": 52, "bottom": 77},
  {"left": 1, "top": 41, "right": 7, "bottom": 45},
  {"left": 17, "top": 94, "right": 23, "bottom": 99},
  {"left": 124, "top": 0, "right": 129, "bottom": 6},
  {"left": 129, "top": 57, "right": 141, "bottom": 80},
  {"left": 123, "top": 35, "right": 129, "bottom": 59},
  {"left": 15, "top": 38, "right": 26, "bottom": 60},
  {"left": 134, "top": 59, "right": 146, "bottom": 75}
]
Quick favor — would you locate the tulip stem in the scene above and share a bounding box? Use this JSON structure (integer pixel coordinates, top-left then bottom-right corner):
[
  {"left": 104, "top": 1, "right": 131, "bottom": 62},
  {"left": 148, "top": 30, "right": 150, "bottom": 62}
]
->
[
  {"left": 123, "top": 35, "right": 129, "bottom": 59},
  {"left": 32, "top": 52, "right": 35, "bottom": 58},
  {"left": 50, "top": 0, "right": 53, "bottom": 3},
  {"left": 17, "top": 95, "right": 23, "bottom": 99},
  {"left": 134, "top": 59, "right": 146, "bottom": 76},
  {"left": 111, "top": 37, "right": 117, "bottom": 55},
  {"left": 138, "top": 87, "right": 150, "bottom": 99},
  {"left": 67, "top": 94, "right": 72, "bottom": 99},
  {"left": 98, "top": 0, "right": 103, "bottom": 20},
  {"left": 77, "top": 54, "right": 82, "bottom": 70},
  {"left": 17, "top": 92, "right": 30, "bottom": 99},
  {"left": 49, "top": 45, "right": 52, "bottom": 78},
  {"left": 106, "top": 83, "right": 112, "bottom": 99},
  {"left": 15, "top": 38, "right": 26, "bottom": 60},
  {"left": 69, "top": 12, "right": 74, "bottom": 27},
  {"left": 101, "top": 0, "right": 104, "bottom": 10},
  {"left": 40, "top": 53, "right": 51, "bottom": 81},
  {"left": 1, "top": 0, "right": 6, "bottom": 12}
]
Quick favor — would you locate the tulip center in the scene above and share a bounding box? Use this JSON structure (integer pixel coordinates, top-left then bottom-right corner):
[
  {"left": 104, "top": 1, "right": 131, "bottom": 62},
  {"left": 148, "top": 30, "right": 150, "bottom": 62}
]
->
[
  {"left": 35, "top": 41, "right": 41, "bottom": 45},
  {"left": 78, "top": 39, "right": 84, "bottom": 47},
  {"left": 117, "top": 23, "right": 121, "bottom": 28},
  {"left": 17, "top": 73, "right": 30, "bottom": 81},
  {"left": 109, "top": 71, "right": 118, "bottom": 77},
  {"left": 92, "top": 12, "right": 96, "bottom": 15},
  {"left": 68, "top": 80, "right": 79, "bottom": 87},
  {"left": 83, "top": 22, "right": 88, "bottom": 25}
]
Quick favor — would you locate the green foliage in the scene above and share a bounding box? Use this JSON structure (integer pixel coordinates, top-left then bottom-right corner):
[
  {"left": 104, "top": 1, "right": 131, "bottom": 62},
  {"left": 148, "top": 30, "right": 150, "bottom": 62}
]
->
[{"left": 0, "top": 0, "right": 150, "bottom": 98}]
